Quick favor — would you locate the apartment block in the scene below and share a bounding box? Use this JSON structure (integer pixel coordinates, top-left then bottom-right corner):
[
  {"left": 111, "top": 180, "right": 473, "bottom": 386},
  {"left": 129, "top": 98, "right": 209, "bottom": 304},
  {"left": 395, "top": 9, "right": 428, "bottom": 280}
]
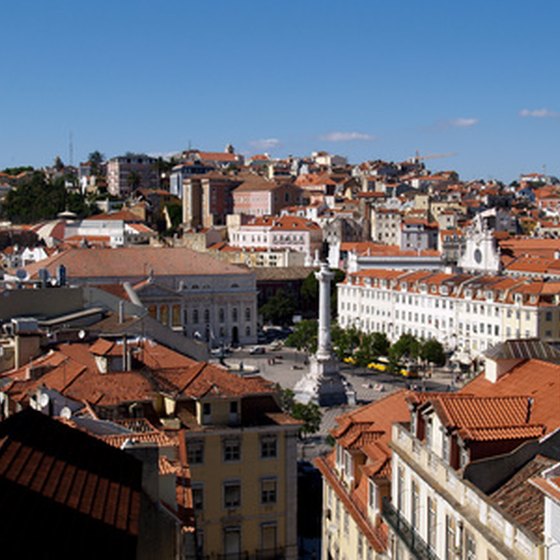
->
[
  {"left": 107, "top": 154, "right": 160, "bottom": 198},
  {"left": 383, "top": 340, "right": 560, "bottom": 560},
  {"left": 338, "top": 269, "right": 560, "bottom": 359}
]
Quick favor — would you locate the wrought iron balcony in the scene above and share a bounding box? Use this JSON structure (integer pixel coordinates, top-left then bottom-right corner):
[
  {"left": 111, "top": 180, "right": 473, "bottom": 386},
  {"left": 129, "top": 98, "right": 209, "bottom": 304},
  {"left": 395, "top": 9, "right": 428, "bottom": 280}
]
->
[{"left": 382, "top": 497, "right": 438, "bottom": 560}]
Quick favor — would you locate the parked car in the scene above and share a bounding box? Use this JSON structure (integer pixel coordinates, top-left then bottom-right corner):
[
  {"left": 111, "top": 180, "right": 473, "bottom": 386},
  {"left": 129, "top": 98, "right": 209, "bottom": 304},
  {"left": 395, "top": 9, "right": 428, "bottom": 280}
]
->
[{"left": 249, "top": 346, "right": 265, "bottom": 355}]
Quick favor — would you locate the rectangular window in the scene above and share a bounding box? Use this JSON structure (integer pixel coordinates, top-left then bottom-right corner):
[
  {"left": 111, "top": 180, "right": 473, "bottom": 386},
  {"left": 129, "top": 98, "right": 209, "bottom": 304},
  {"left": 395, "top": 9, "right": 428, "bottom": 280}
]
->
[
  {"left": 442, "top": 434, "right": 450, "bottom": 463},
  {"left": 172, "top": 304, "right": 181, "bottom": 327},
  {"left": 224, "top": 482, "right": 241, "bottom": 508},
  {"left": 425, "top": 419, "right": 433, "bottom": 449},
  {"left": 445, "top": 515, "right": 456, "bottom": 560},
  {"left": 223, "top": 527, "right": 241, "bottom": 555},
  {"left": 261, "top": 523, "right": 277, "bottom": 553},
  {"left": 397, "top": 466, "right": 405, "bottom": 511},
  {"left": 160, "top": 305, "right": 169, "bottom": 326},
  {"left": 192, "top": 484, "right": 204, "bottom": 511},
  {"left": 427, "top": 497, "right": 437, "bottom": 550},
  {"left": 465, "top": 529, "right": 477, "bottom": 560},
  {"left": 223, "top": 438, "right": 241, "bottom": 462},
  {"left": 187, "top": 440, "right": 204, "bottom": 464},
  {"left": 411, "top": 480, "right": 420, "bottom": 529},
  {"left": 261, "top": 478, "right": 277, "bottom": 504},
  {"left": 261, "top": 435, "right": 277, "bottom": 458},
  {"left": 344, "top": 510, "right": 349, "bottom": 535},
  {"left": 358, "top": 534, "right": 363, "bottom": 557}
]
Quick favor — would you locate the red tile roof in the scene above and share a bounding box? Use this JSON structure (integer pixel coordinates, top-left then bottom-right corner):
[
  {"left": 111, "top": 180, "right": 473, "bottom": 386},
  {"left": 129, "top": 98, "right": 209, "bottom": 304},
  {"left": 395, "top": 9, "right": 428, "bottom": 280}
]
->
[
  {"left": 0, "top": 409, "right": 142, "bottom": 555},
  {"left": 23, "top": 247, "right": 252, "bottom": 280},
  {"left": 463, "top": 359, "right": 560, "bottom": 434}
]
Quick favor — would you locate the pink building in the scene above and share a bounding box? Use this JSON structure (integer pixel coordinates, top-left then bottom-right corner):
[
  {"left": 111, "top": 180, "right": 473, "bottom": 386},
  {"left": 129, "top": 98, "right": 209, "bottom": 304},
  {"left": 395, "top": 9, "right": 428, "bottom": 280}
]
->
[{"left": 232, "top": 177, "right": 302, "bottom": 217}]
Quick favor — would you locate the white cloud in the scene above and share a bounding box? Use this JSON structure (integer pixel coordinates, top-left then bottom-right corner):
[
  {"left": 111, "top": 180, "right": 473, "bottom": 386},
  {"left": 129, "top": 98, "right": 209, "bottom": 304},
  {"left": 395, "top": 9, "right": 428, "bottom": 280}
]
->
[
  {"left": 249, "top": 138, "right": 281, "bottom": 150},
  {"left": 449, "top": 117, "right": 479, "bottom": 128},
  {"left": 320, "top": 131, "right": 375, "bottom": 142},
  {"left": 519, "top": 108, "right": 558, "bottom": 118}
]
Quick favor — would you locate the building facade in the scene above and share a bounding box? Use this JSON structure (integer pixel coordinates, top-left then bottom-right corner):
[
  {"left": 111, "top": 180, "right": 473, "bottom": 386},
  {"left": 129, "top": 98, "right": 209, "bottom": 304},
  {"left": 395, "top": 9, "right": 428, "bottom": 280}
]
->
[
  {"left": 22, "top": 247, "right": 258, "bottom": 347},
  {"left": 107, "top": 154, "right": 160, "bottom": 198},
  {"left": 338, "top": 269, "right": 560, "bottom": 358},
  {"left": 383, "top": 343, "right": 560, "bottom": 560}
]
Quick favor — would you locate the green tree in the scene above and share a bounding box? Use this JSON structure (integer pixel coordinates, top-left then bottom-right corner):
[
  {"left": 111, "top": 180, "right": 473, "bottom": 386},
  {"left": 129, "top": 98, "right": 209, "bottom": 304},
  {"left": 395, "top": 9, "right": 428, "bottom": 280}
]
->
[
  {"left": 53, "top": 156, "right": 64, "bottom": 171},
  {"left": 301, "top": 272, "right": 319, "bottom": 316},
  {"left": 420, "top": 338, "right": 446, "bottom": 367},
  {"left": 389, "top": 333, "right": 421, "bottom": 363},
  {"left": 259, "top": 289, "right": 296, "bottom": 326},
  {"left": 331, "top": 324, "right": 361, "bottom": 360},
  {"left": 88, "top": 151, "right": 105, "bottom": 176},
  {"left": 285, "top": 320, "right": 318, "bottom": 353},
  {"left": 1, "top": 173, "right": 93, "bottom": 223},
  {"left": 353, "top": 331, "right": 391, "bottom": 367},
  {"left": 279, "top": 388, "right": 322, "bottom": 438}
]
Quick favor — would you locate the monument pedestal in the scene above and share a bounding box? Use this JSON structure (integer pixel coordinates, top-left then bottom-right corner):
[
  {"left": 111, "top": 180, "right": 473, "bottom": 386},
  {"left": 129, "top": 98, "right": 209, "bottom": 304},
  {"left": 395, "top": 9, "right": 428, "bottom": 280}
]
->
[{"left": 294, "top": 355, "right": 355, "bottom": 407}]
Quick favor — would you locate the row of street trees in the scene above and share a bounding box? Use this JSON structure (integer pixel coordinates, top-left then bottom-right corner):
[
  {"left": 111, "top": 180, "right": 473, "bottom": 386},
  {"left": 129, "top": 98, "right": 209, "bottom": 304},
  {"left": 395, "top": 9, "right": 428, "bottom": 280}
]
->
[{"left": 285, "top": 323, "right": 446, "bottom": 370}]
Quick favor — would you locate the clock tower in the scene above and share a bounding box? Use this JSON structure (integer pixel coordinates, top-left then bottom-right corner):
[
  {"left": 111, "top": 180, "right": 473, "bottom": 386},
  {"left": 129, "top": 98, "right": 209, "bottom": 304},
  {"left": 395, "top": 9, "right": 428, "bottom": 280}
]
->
[{"left": 458, "top": 212, "right": 501, "bottom": 274}]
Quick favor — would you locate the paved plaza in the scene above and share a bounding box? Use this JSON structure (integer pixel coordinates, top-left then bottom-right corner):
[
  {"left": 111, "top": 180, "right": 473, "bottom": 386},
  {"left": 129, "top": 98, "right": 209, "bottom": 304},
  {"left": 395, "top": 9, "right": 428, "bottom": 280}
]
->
[{"left": 217, "top": 344, "right": 457, "bottom": 441}]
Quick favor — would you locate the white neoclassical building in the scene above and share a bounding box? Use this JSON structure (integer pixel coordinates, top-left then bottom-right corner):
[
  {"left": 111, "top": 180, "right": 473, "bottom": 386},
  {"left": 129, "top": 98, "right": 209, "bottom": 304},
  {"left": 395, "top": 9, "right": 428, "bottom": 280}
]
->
[
  {"left": 337, "top": 269, "right": 560, "bottom": 358},
  {"left": 22, "top": 247, "right": 258, "bottom": 347}
]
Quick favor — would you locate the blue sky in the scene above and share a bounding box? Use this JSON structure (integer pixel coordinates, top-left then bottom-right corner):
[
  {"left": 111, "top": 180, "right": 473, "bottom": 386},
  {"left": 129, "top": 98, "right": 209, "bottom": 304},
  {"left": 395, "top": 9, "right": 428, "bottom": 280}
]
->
[{"left": 1, "top": 0, "right": 559, "bottom": 181}]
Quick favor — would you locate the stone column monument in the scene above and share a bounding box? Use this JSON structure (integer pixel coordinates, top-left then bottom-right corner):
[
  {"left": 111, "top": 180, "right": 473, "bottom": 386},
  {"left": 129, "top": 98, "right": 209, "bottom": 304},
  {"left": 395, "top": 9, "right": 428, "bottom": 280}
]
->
[{"left": 294, "top": 262, "right": 354, "bottom": 406}]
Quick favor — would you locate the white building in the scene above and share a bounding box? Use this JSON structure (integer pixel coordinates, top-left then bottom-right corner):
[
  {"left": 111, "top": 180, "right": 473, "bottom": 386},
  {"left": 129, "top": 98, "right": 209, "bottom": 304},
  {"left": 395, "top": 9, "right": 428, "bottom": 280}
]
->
[
  {"left": 384, "top": 342, "right": 560, "bottom": 560},
  {"left": 22, "top": 247, "right": 258, "bottom": 347},
  {"left": 229, "top": 215, "right": 322, "bottom": 264},
  {"left": 337, "top": 269, "right": 560, "bottom": 358}
]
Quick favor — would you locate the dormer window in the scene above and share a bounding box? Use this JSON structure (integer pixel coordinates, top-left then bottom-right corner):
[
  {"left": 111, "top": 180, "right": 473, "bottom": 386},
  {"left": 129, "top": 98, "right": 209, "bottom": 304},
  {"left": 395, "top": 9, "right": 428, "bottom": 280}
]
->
[
  {"left": 410, "top": 411, "right": 417, "bottom": 437},
  {"left": 442, "top": 432, "right": 450, "bottom": 463},
  {"left": 425, "top": 419, "right": 433, "bottom": 450},
  {"left": 202, "top": 402, "right": 212, "bottom": 425},
  {"left": 368, "top": 479, "right": 377, "bottom": 513}
]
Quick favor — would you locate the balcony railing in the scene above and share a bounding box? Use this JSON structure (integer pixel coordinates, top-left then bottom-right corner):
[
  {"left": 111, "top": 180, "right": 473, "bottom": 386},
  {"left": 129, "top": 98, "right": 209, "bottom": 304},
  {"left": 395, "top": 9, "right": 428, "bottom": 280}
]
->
[{"left": 382, "top": 497, "right": 438, "bottom": 560}]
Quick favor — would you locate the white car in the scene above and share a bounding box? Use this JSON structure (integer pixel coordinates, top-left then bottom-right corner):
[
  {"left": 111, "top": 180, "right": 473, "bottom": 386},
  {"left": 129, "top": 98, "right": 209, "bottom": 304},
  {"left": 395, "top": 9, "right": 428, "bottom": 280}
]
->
[{"left": 249, "top": 346, "right": 265, "bottom": 355}]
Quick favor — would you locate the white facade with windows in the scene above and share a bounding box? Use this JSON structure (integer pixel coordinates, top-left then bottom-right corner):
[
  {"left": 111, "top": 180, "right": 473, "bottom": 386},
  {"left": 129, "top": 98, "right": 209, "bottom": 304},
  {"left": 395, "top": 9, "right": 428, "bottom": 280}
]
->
[{"left": 337, "top": 269, "right": 560, "bottom": 358}]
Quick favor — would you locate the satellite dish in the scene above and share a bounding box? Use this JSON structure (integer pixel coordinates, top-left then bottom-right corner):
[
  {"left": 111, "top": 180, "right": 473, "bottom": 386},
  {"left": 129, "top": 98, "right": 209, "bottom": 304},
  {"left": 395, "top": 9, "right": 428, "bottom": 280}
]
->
[
  {"left": 78, "top": 329, "right": 86, "bottom": 340},
  {"left": 60, "top": 406, "right": 72, "bottom": 420},
  {"left": 15, "top": 269, "right": 28, "bottom": 281},
  {"left": 38, "top": 393, "right": 50, "bottom": 408}
]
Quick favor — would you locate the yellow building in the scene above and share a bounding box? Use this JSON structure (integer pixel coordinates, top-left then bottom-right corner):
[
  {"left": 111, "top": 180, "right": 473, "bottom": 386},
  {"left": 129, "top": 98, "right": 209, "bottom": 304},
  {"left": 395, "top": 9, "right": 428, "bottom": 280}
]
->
[{"left": 160, "top": 364, "right": 301, "bottom": 559}]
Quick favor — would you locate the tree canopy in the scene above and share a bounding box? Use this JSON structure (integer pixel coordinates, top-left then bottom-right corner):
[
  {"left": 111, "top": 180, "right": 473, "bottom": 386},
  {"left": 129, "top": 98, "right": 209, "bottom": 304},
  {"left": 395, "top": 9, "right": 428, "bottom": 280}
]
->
[
  {"left": 1, "top": 172, "right": 92, "bottom": 223},
  {"left": 259, "top": 289, "right": 296, "bottom": 326},
  {"left": 419, "top": 338, "right": 446, "bottom": 366},
  {"left": 279, "top": 388, "right": 322, "bottom": 438},
  {"left": 285, "top": 320, "right": 318, "bottom": 354}
]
